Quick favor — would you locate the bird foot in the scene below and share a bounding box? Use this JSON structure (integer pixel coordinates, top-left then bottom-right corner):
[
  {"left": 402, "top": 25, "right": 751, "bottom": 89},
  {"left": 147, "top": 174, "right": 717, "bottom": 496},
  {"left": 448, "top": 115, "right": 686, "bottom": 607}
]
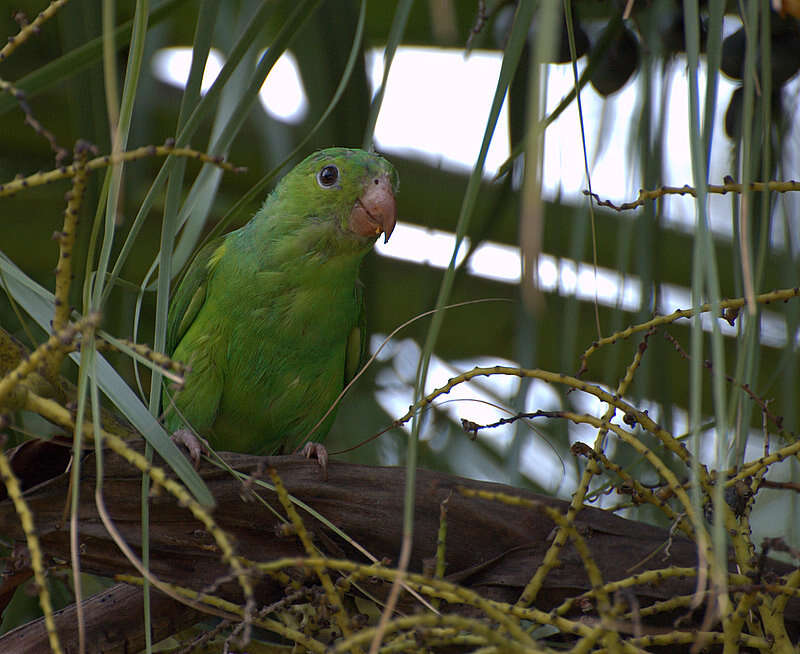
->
[
  {"left": 171, "top": 428, "right": 207, "bottom": 469},
  {"left": 301, "top": 442, "right": 328, "bottom": 481}
]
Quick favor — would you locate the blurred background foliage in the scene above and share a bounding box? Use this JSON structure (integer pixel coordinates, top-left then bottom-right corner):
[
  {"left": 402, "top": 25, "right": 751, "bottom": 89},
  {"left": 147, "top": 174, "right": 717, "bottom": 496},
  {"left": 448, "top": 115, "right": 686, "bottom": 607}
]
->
[{"left": 0, "top": 0, "right": 799, "bottom": 633}]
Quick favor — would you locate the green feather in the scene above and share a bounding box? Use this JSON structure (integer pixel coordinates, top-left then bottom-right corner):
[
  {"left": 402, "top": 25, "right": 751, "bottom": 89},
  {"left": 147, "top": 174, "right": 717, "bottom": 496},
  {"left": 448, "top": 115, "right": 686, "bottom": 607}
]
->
[{"left": 163, "top": 148, "right": 398, "bottom": 455}]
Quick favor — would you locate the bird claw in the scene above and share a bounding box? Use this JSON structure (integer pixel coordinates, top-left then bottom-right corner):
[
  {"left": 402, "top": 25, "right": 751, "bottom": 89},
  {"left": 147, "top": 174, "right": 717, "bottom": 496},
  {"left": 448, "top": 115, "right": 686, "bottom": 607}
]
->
[
  {"left": 301, "top": 442, "right": 328, "bottom": 481},
  {"left": 171, "top": 428, "right": 207, "bottom": 469}
]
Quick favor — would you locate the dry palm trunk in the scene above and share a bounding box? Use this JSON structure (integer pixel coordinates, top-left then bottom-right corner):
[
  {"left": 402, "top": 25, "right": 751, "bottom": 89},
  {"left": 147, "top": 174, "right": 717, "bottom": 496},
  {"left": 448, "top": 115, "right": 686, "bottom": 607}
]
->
[{"left": 0, "top": 439, "right": 797, "bottom": 652}]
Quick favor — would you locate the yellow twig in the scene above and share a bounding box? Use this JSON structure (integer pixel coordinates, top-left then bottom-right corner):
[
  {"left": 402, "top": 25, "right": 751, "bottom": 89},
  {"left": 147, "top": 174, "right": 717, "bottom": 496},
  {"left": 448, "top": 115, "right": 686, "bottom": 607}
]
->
[
  {"left": 0, "top": 0, "right": 71, "bottom": 62},
  {"left": 269, "top": 467, "right": 359, "bottom": 651},
  {"left": 52, "top": 145, "right": 90, "bottom": 336},
  {"left": 0, "top": 443, "right": 63, "bottom": 654},
  {"left": 0, "top": 143, "right": 246, "bottom": 198},
  {"left": 584, "top": 179, "right": 800, "bottom": 212},
  {"left": 0, "top": 314, "right": 100, "bottom": 407},
  {"left": 117, "top": 574, "right": 326, "bottom": 653},
  {"left": 579, "top": 287, "right": 800, "bottom": 373}
]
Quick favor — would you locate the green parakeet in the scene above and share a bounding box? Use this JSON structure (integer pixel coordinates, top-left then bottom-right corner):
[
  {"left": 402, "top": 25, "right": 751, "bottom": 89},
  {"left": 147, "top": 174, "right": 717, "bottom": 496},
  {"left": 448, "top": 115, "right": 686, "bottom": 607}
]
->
[{"left": 163, "top": 148, "right": 398, "bottom": 466}]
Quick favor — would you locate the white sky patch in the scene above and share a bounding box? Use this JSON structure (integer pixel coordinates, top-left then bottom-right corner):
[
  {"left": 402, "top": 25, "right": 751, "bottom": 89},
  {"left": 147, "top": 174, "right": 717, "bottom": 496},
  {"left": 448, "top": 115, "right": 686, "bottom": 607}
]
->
[
  {"left": 255, "top": 49, "right": 308, "bottom": 123},
  {"left": 376, "top": 222, "right": 470, "bottom": 268},
  {"left": 151, "top": 47, "right": 224, "bottom": 94},
  {"left": 151, "top": 47, "right": 308, "bottom": 124},
  {"left": 379, "top": 221, "right": 640, "bottom": 310},
  {"left": 371, "top": 337, "right": 525, "bottom": 453},
  {"left": 519, "top": 435, "right": 576, "bottom": 495},
  {"left": 378, "top": 221, "right": 795, "bottom": 347},
  {"left": 366, "top": 47, "right": 511, "bottom": 177},
  {"left": 539, "top": 63, "right": 640, "bottom": 204},
  {"left": 467, "top": 241, "right": 521, "bottom": 283}
]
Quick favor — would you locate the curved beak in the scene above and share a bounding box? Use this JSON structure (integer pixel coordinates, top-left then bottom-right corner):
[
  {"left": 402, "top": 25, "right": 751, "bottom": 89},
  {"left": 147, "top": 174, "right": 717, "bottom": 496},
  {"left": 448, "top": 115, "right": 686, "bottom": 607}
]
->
[{"left": 348, "top": 174, "right": 397, "bottom": 243}]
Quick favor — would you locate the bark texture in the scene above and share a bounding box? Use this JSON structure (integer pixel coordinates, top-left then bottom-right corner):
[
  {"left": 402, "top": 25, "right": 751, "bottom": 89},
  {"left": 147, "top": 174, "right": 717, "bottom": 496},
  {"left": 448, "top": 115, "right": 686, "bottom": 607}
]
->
[{"left": 0, "top": 440, "right": 797, "bottom": 652}]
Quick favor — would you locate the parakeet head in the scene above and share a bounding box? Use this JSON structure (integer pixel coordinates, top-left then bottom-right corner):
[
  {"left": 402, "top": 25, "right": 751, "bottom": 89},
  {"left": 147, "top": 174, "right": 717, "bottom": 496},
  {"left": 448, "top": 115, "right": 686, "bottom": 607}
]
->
[{"left": 270, "top": 147, "right": 399, "bottom": 247}]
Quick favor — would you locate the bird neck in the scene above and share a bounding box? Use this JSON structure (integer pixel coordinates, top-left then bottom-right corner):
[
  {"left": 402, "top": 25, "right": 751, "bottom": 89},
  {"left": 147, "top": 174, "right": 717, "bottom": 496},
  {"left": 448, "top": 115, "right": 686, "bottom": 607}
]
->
[{"left": 237, "top": 211, "right": 370, "bottom": 279}]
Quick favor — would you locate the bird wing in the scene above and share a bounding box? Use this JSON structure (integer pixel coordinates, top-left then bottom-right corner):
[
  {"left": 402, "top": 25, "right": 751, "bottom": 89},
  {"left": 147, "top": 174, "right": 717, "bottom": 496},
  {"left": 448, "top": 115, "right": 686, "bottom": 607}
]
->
[
  {"left": 344, "top": 280, "right": 367, "bottom": 385},
  {"left": 166, "top": 237, "right": 226, "bottom": 356}
]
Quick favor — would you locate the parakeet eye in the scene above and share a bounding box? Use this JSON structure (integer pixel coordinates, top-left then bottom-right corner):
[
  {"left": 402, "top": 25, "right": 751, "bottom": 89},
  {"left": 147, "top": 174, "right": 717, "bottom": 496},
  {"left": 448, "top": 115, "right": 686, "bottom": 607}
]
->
[{"left": 317, "top": 165, "right": 339, "bottom": 188}]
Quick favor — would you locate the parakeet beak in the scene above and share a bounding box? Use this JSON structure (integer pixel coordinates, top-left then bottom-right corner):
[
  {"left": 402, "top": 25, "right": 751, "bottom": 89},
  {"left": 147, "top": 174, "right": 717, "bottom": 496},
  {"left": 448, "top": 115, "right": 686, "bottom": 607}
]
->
[{"left": 349, "top": 174, "right": 397, "bottom": 243}]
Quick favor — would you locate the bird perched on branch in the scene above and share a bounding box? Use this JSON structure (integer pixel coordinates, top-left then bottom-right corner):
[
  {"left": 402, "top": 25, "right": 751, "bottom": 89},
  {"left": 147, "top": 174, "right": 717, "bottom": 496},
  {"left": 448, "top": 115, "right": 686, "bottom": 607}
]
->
[{"left": 163, "top": 148, "right": 398, "bottom": 473}]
